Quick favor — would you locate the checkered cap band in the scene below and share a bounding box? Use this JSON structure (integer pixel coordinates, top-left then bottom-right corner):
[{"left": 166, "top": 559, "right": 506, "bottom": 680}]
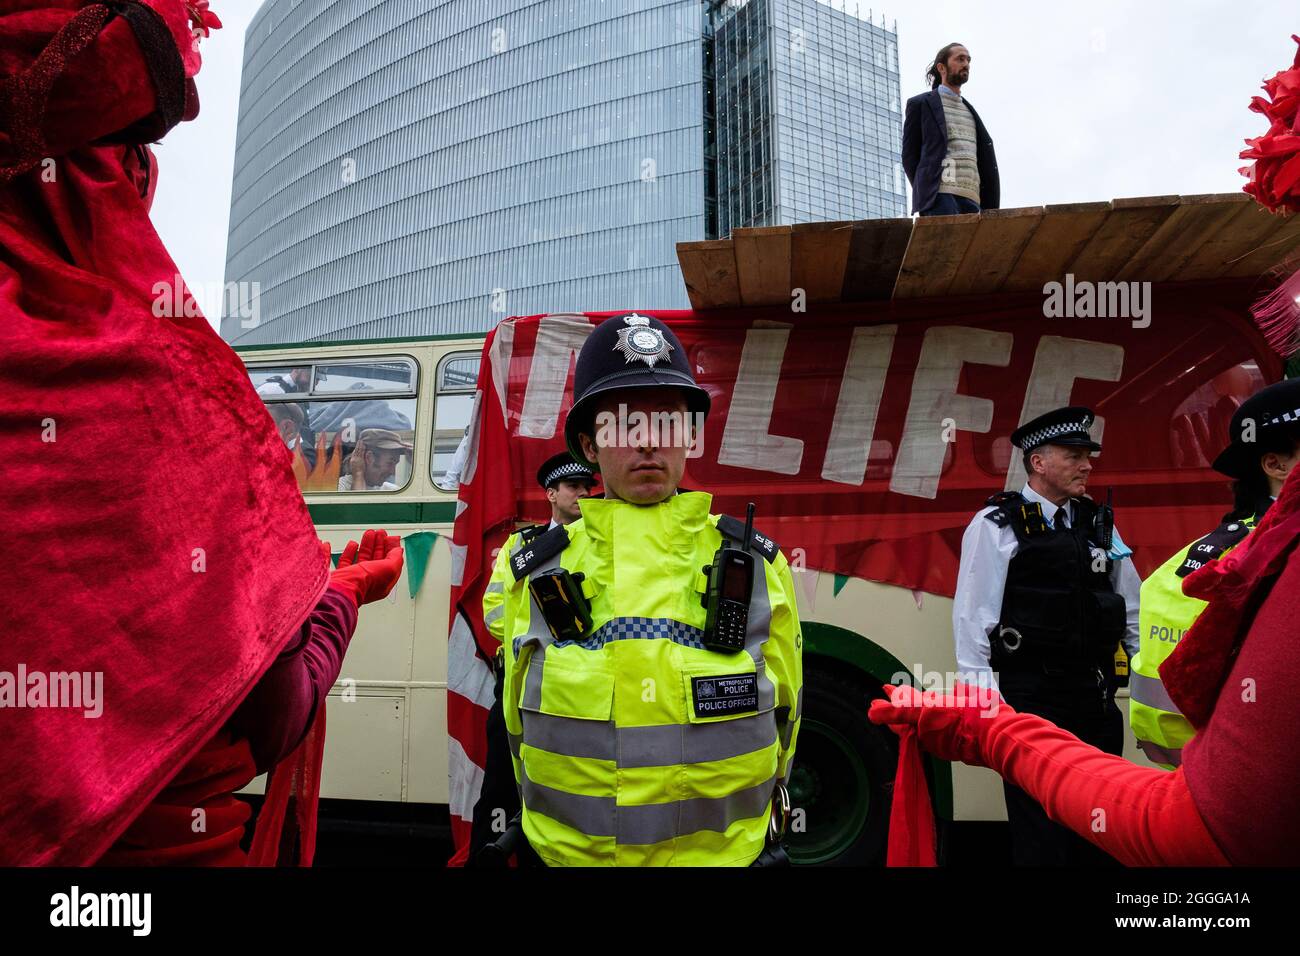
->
[
  {"left": 542, "top": 461, "right": 594, "bottom": 487},
  {"left": 1017, "top": 418, "right": 1093, "bottom": 450}
]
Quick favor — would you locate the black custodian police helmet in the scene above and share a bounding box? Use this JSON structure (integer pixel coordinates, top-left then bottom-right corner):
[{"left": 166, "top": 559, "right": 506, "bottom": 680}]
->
[
  {"left": 564, "top": 312, "right": 711, "bottom": 465},
  {"left": 1212, "top": 378, "right": 1300, "bottom": 480}
]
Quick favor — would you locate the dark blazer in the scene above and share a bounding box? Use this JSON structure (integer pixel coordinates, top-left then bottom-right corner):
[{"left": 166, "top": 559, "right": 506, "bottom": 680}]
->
[{"left": 902, "top": 89, "right": 1000, "bottom": 215}]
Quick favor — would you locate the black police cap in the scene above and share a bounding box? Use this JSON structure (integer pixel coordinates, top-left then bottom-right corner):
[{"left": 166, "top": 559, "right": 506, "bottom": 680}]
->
[
  {"left": 1011, "top": 406, "right": 1102, "bottom": 452},
  {"left": 1212, "top": 378, "right": 1300, "bottom": 479},
  {"left": 536, "top": 451, "right": 597, "bottom": 490},
  {"left": 564, "top": 313, "right": 711, "bottom": 465}
]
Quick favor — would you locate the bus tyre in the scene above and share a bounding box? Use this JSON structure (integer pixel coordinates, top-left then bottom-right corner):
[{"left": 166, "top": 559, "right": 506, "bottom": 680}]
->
[{"left": 784, "top": 663, "right": 898, "bottom": 866}]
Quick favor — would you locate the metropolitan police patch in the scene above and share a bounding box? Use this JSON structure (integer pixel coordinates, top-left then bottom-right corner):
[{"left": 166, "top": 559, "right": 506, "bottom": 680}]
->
[
  {"left": 613, "top": 313, "right": 673, "bottom": 367},
  {"left": 690, "top": 674, "right": 758, "bottom": 718}
]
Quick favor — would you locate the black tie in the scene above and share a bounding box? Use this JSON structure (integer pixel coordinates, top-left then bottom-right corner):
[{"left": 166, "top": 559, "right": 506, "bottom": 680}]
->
[{"left": 1054, "top": 509, "right": 1068, "bottom": 531}]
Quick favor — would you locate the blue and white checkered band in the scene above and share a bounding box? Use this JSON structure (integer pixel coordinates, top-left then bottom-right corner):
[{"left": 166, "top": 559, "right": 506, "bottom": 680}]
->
[
  {"left": 1262, "top": 406, "right": 1300, "bottom": 428},
  {"left": 614, "top": 318, "right": 673, "bottom": 367},
  {"left": 1018, "top": 418, "right": 1093, "bottom": 450},
  {"left": 543, "top": 461, "right": 593, "bottom": 487}
]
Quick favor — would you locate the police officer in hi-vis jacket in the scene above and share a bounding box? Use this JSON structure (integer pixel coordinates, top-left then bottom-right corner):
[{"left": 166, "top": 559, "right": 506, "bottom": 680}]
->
[{"left": 496, "top": 313, "right": 803, "bottom": 866}]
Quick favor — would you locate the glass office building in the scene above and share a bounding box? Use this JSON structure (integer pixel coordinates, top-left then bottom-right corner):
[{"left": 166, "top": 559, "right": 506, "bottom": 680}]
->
[
  {"left": 223, "top": 0, "right": 706, "bottom": 344},
  {"left": 708, "top": 0, "right": 905, "bottom": 235},
  {"left": 222, "top": 0, "right": 903, "bottom": 344}
]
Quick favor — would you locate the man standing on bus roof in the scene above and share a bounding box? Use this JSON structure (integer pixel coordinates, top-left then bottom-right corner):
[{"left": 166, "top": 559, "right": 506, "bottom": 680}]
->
[
  {"left": 1131, "top": 378, "right": 1300, "bottom": 769},
  {"left": 496, "top": 312, "right": 803, "bottom": 866},
  {"left": 952, "top": 406, "right": 1140, "bottom": 865},
  {"left": 902, "top": 43, "right": 1000, "bottom": 217},
  {"left": 469, "top": 452, "right": 597, "bottom": 860}
]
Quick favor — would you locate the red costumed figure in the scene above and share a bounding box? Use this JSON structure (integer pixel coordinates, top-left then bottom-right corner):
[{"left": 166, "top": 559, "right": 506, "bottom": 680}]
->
[{"left": 0, "top": 0, "right": 401, "bottom": 865}]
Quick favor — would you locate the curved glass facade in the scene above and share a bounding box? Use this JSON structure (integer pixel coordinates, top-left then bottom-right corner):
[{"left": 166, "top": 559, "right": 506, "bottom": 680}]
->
[{"left": 223, "top": 0, "right": 705, "bottom": 344}]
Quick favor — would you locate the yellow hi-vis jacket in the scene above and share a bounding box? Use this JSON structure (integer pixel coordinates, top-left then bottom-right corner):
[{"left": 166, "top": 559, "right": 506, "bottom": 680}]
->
[
  {"left": 1131, "top": 513, "right": 1256, "bottom": 769},
  {"left": 500, "top": 491, "right": 803, "bottom": 866},
  {"left": 484, "top": 527, "right": 542, "bottom": 643}
]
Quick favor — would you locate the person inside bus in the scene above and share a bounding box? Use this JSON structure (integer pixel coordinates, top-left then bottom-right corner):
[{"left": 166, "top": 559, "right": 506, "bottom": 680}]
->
[
  {"left": 269, "top": 401, "right": 306, "bottom": 453},
  {"left": 338, "top": 428, "right": 413, "bottom": 491}
]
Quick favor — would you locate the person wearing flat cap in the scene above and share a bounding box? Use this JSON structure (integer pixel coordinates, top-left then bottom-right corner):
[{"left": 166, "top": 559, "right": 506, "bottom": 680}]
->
[
  {"left": 469, "top": 450, "right": 597, "bottom": 860},
  {"left": 952, "top": 405, "right": 1141, "bottom": 865},
  {"left": 338, "top": 428, "right": 414, "bottom": 491},
  {"left": 1130, "top": 378, "right": 1300, "bottom": 772}
]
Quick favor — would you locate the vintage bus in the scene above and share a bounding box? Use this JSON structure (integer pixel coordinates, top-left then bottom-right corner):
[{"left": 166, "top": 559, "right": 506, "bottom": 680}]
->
[{"left": 237, "top": 194, "right": 1299, "bottom": 864}]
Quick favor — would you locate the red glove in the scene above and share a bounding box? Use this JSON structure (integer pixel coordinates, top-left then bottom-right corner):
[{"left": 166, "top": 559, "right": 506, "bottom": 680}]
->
[
  {"left": 328, "top": 529, "right": 404, "bottom": 607},
  {"left": 870, "top": 683, "right": 1229, "bottom": 866}
]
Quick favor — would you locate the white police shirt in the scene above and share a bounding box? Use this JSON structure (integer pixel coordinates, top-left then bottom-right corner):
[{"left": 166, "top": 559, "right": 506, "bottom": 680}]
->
[{"left": 952, "top": 483, "right": 1142, "bottom": 695}]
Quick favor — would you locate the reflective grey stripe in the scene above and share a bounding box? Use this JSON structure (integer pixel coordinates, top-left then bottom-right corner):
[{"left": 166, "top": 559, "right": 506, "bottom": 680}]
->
[
  {"left": 523, "top": 711, "right": 616, "bottom": 760},
  {"left": 520, "top": 658, "right": 544, "bottom": 712},
  {"left": 523, "top": 772, "right": 775, "bottom": 845},
  {"left": 1130, "top": 672, "right": 1182, "bottom": 715},
  {"left": 508, "top": 732, "right": 522, "bottom": 761},
  {"left": 485, "top": 581, "right": 504, "bottom": 594},
  {"left": 519, "top": 710, "right": 777, "bottom": 766},
  {"left": 617, "top": 776, "right": 775, "bottom": 845},
  {"left": 779, "top": 685, "right": 803, "bottom": 749},
  {"left": 522, "top": 771, "right": 616, "bottom": 837},
  {"left": 484, "top": 604, "right": 504, "bottom": 626},
  {"left": 1137, "top": 739, "right": 1183, "bottom": 768},
  {"left": 621, "top": 712, "right": 777, "bottom": 767}
]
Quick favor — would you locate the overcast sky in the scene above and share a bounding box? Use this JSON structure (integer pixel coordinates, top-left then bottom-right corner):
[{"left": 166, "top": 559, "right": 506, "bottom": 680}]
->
[{"left": 151, "top": 0, "right": 1299, "bottom": 331}]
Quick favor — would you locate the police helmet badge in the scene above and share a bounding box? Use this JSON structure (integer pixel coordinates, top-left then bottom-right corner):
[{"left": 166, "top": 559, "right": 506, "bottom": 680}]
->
[{"left": 613, "top": 313, "right": 673, "bottom": 367}]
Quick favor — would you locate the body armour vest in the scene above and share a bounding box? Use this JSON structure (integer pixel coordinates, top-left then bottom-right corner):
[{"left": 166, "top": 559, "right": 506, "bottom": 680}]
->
[{"left": 984, "top": 492, "right": 1126, "bottom": 674}]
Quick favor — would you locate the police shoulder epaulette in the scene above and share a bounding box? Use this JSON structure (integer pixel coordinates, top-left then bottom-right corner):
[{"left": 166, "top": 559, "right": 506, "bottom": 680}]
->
[
  {"left": 518, "top": 523, "right": 547, "bottom": 544},
  {"left": 716, "top": 514, "right": 779, "bottom": 563},
  {"left": 982, "top": 491, "right": 1023, "bottom": 528},
  {"left": 510, "top": 525, "right": 569, "bottom": 581},
  {"left": 1175, "top": 517, "right": 1253, "bottom": 579}
]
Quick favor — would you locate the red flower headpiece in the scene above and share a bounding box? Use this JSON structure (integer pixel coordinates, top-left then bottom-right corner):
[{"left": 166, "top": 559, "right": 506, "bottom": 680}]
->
[
  {"left": 186, "top": 0, "right": 223, "bottom": 36},
  {"left": 1240, "top": 35, "right": 1300, "bottom": 213}
]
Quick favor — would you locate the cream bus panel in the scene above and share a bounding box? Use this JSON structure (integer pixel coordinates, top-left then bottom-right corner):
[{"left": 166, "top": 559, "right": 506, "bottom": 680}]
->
[
  {"left": 411, "top": 536, "right": 452, "bottom": 685},
  {"left": 320, "top": 694, "right": 405, "bottom": 801},
  {"left": 408, "top": 687, "right": 449, "bottom": 805}
]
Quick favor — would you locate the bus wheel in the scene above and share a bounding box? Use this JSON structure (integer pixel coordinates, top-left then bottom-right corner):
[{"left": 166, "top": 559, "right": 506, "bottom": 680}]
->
[{"left": 783, "top": 663, "right": 897, "bottom": 866}]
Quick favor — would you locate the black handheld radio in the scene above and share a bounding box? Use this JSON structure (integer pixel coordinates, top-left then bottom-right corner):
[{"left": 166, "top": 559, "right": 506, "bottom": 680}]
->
[
  {"left": 529, "top": 570, "right": 592, "bottom": 643},
  {"left": 701, "top": 502, "right": 757, "bottom": 652},
  {"left": 1093, "top": 487, "right": 1115, "bottom": 551}
]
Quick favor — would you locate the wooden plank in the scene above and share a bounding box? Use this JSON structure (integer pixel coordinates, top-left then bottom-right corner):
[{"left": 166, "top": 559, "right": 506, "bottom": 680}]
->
[
  {"left": 790, "top": 221, "right": 854, "bottom": 303},
  {"left": 1221, "top": 211, "right": 1300, "bottom": 277},
  {"left": 840, "top": 217, "right": 913, "bottom": 301},
  {"left": 1173, "top": 197, "right": 1288, "bottom": 280},
  {"left": 1116, "top": 194, "right": 1249, "bottom": 282},
  {"left": 1000, "top": 201, "right": 1111, "bottom": 293},
  {"left": 1067, "top": 196, "right": 1180, "bottom": 282},
  {"left": 733, "top": 226, "right": 793, "bottom": 307},
  {"left": 893, "top": 212, "right": 981, "bottom": 298},
  {"left": 946, "top": 206, "right": 1044, "bottom": 296},
  {"left": 675, "top": 240, "right": 741, "bottom": 310}
]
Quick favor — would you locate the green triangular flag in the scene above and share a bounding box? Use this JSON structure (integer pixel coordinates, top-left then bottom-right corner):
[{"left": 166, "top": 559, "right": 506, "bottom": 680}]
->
[
  {"left": 833, "top": 573, "right": 850, "bottom": 597},
  {"left": 403, "top": 531, "right": 439, "bottom": 599},
  {"left": 330, "top": 551, "right": 342, "bottom": 568}
]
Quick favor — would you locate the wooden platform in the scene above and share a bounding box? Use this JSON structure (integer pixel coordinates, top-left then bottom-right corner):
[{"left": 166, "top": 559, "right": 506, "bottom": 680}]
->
[{"left": 675, "top": 194, "right": 1300, "bottom": 310}]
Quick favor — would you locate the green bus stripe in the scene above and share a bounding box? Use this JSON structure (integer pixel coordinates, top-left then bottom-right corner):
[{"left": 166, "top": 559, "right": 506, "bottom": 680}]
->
[{"left": 307, "top": 501, "right": 459, "bottom": 525}]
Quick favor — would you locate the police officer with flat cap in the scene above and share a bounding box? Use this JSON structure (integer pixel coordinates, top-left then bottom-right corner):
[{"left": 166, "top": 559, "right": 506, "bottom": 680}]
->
[
  {"left": 495, "top": 312, "right": 803, "bottom": 866},
  {"left": 469, "top": 451, "right": 597, "bottom": 860},
  {"left": 1131, "top": 377, "right": 1300, "bottom": 769},
  {"left": 953, "top": 406, "right": 1140, "bottom": 865}
]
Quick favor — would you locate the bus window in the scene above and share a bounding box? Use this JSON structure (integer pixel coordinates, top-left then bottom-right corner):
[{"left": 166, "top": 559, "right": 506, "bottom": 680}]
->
[
  {"left": 431, "top": 351, "right": 479, "bottom": 488},
  {"left": 249, "top": 357, "right": 419, "bottom": 493}
]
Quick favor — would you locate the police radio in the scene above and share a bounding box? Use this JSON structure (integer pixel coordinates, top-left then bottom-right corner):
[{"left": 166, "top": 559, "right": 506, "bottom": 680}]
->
[
  {"left": 1093, "top": 487, "right": 1115, "bottom": 551},
  {"left": 529, "top": 570, "right": 592, "bottom": 643},
  {"left": 702, "top": 502, "right": 757, "bottom": 653}
]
